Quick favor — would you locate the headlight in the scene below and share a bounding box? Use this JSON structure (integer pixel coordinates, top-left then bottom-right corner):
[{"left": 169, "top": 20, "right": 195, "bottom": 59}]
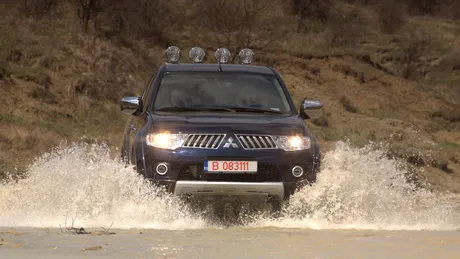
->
[
  {"left": 273, "top": 135, "right": 311, "bottom": 151},
  {"left": 146, "top": 133, "right": 188, "bottom": 150}
]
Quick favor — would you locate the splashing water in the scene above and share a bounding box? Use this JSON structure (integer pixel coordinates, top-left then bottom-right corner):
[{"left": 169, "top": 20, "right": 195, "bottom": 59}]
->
[
  {"left": 0, "top": 143, "right": 206, "bottom": 229},
  {"left": 0, "top": 141, "right": 459, "bottom": 230},
  {"left": 250, "top": 142, "right": 460, "bottom": 230}
]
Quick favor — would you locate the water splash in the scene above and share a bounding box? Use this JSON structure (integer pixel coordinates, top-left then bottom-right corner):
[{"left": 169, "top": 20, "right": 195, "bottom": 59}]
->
[
  {"left": 0, "top": 143, "right": 205, "bottom": 230},
  {"left": 251, "top": 141, "right": 460, "bottom": 230},
  {"left": 1, "top": 141, "right": 459, "bottom": 230}
]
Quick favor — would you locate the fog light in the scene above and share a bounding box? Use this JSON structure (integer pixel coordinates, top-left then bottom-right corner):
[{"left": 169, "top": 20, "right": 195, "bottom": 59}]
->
[
  {"left": 156, "top": 163, "right": 169, "bottom": 175},
  {"left": 292, "top": 166, "right": 304, "bottom": 178}
]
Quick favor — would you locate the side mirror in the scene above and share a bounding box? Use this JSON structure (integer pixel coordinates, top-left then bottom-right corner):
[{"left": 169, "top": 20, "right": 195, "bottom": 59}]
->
[
  {"left": 299, "top": 99, "right": 323, "bottom": 120},
  {"left": 120, "top": 96, "right": 142, "bottom": 116}
]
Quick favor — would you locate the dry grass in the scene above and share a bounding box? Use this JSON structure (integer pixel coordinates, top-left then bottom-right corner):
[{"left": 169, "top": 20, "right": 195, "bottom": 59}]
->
[
  {"left": 0, "top": 124, "right": 60, "bottom": 178},
  {"left": 0, "top": 6, "right": 160, "bottom": 176},
  {"left": 0, "top": 0, "right": 460, "bottom": 192},
  {"left": 339, "top": 96, "right": 357, "bottom": 113},
  {"left": 276, "top": 47, "right": 460, "bottom": 192},
  {"left": 0, "top": 125, "right": 59, "bottom": 152}
]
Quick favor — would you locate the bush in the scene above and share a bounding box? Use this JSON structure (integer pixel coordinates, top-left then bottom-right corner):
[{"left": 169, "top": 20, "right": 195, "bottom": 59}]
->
[
  {"left": 76, "top": 0, "right": 102, "bottom": 32},
  {"left": 0, "top": 63, "right": 9, "bottom": 80},
  {"left": 376, "top": 0, "right": 407, "bottom": 34},
  {"left": 326, "top": 7, "right": 367, "bottom": 47},
  {"left": 91, "top": 0, "right": 181, "bottom": 45},
  {"left": 311, "top": 116, "right": 329, "bottom": 127},
  {"left": 291, "top": 0, "right": 333, "bottom": 32},
  {"left": 194, "top": 0, "right": 281, "bottom": 62},
  {"left": 406, "top": 0, "right": 441, "bottom": 15},
  {"left": 19, "top": 0, "right": 56, "bottom": 18},
  {"left": 397, "top": 29, "right": 432, "bottom": 79},
  {"left": 30, "top": 86, "right": 57, "bottom": 104},
  {"left": 17, "top": 71, "right": 52, "bottom": 88},
  {"left": 439, "top": 0, "right": 460, "bottom": 19},
  {"left": 339, "top": 96, "right": 357, "bottom": 113}
]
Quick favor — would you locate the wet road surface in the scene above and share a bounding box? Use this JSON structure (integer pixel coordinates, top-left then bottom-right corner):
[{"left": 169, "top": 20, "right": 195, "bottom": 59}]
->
[{"left": 2, "top": 227, "right": 460, "bottom": 259}]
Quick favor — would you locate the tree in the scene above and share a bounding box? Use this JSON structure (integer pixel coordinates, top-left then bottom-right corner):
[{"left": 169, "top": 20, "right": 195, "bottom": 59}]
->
[
  {"left": 19, "top": 0, "right": 56, "bottom": 18},
  {"left": 398, "top": 28, "right": 431, "bottom": 79},
  {"left": 196, "top": 0, "right": 282, "bottom": 62},
  {"left": 76, "top": 0, "right": 102, "bottom": 32},
  {"left": 406, "top": 0, "right": 441, "bottom": 15},
  {"left": 376, "top": 0, "right": 406, "bottom": 34},
  {"left": 326, "top": 7, "right": 367, "bottom": 48},
  {"left": 90, "top": 0, "right": 181, "bottom": 45},
  {"left": 291, "top": 0, "right": 332, "bottom": 33}
]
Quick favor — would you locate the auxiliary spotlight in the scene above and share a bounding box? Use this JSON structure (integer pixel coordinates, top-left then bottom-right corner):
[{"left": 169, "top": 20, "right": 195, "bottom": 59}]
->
[
  {"left": 238, "top": 48, "right": 254, "bottom": 64},
  {"left": 165, "top": 46, "right": 181, "bottom": 63},
  {"left": 189, "top": 47, "right": 205, "bottom": 63},
  {"left": 215, "top": 48, "right": 231, "bottom": 64}
]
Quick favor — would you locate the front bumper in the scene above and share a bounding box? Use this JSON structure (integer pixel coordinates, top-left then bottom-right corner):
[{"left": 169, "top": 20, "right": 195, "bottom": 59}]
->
[
  {"left": 142, "top": 145, "right": 319, "bottom": 200},
  {"left": 174, "top": 181, "right": 285, "bottom": 201}
]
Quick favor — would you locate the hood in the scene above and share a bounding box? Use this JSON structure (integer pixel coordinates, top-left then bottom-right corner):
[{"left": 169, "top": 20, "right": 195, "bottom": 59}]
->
[{"left": 149, "top": 112, "right": 306, "bottom": 135}]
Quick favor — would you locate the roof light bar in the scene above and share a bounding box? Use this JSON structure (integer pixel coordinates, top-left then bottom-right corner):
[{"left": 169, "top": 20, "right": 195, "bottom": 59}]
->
[
  {"left": 238, "top": 48, "right": 254, "bottom": 65},
  {"left": 165, "top": 46, "right": 181, "bottom": 64},
  {"left": 189, "top": 47, "right": 205, "bottom": 63},
  {"left": 215, "top": 48, "right": 231, "bottom": 64}
]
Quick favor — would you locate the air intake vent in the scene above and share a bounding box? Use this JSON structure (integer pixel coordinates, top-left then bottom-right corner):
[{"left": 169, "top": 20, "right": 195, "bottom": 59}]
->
[
  {"left": 235, "top": 134, "right": 277, "bottom": 150},
  {"left": 182, "top": 134, "right": 226, "bottom": 149}
]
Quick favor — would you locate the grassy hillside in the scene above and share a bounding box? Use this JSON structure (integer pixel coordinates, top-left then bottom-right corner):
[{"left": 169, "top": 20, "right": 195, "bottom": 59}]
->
[{"left": 1, "top": 0, "right": 459, "bottom": 192}]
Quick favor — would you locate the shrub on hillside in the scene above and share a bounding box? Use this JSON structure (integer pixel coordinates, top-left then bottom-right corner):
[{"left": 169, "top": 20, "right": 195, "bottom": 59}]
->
[
  {"left": 326, "top": 7, "right": 367, "bottom": 47},
  {"left": 71, "top": 73, "right": 130, "bottom": 103},
  {"left": 17, "top": 71, "right": 52, "bottom": 88},
  {"left": 291, "top": 0, "right": 333, "bottom": 32},
  {"left": 18, "top": 0, "right": 56, "bottom": 18},
  {"left": 194, "top": 0, "right": 282, "bottom": 62},
  {"left": 76, "top": 0, "right": 102, "bottom": 32},
  {"left": 439, "top": 0, "right": 460, "bottom": 19},
  {"left": 406, "top": 0, "right": 441, "bottom": 15},
  {"left": 397, "top": 28, "right": 432, "bottom": 79},
  {"left": 90, "top": 0, "right": 181, "bottom": 45},
  {"left": 339, "top": 96, "right": 357, "bottom": 113},
  {"left": 0, "top": 63, "right": 9, "bottom": 80},
  {"left": 311, "top": 116, "right": 329, "bottom": 127},
  {"left": 376, "top": 0, "right": 407, "bottom": 34}
]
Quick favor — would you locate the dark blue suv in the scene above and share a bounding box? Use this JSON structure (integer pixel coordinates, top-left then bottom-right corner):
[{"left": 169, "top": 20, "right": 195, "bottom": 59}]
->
[{"left": 120, "top": 47, "right": 323, "bottom": 208}]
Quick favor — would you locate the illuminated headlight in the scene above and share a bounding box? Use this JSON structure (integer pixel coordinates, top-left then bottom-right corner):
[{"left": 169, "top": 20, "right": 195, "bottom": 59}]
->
[
  {"left": 273, "top": 136, "right": 311, "bottom": 151},
  {"left": 146, "top": 133, "right": 188, "bottom": 150}
]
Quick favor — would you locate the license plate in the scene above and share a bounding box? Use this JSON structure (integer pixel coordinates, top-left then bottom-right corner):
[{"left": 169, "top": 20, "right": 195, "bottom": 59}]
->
[{"left": 204, "top": 160, "right": 257, "bottom": 173}]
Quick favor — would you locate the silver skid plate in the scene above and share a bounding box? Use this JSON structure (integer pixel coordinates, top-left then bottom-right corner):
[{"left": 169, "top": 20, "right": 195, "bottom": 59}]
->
[{"left": 174, "top": 181, "right": 284, "bottom": 200}]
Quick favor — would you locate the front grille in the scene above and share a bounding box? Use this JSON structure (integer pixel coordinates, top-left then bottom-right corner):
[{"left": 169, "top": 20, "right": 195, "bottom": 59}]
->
[
  {"left": 182, "top": 134, "right": 226, "bottom": 149},
  {"left": 178, "top": 164, "right": 281, "bottom": 182},
  {"left": 235, "top": 134, "right": 277, "bottom": 150}
]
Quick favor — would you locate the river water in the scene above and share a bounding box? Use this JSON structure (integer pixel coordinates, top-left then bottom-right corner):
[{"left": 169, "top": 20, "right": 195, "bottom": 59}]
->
[{"left": 1, "top": 141, "right": 459, "bottom": 258}]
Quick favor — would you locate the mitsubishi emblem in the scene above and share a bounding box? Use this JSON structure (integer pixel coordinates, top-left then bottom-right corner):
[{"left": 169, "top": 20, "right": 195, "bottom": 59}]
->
[{"left": 223, "top": 137, "right": 238, "bottom": 148}]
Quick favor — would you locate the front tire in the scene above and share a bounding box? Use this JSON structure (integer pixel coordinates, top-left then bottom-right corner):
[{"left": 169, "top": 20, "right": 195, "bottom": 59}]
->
[{"left": 268, "top": 197, "right": 283, "bottom": 217}]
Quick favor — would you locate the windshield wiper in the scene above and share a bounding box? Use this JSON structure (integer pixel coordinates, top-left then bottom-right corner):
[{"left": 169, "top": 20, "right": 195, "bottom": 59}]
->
[
  {"left": 226, "top": 107, "right": 285, "bottom": 114},
  {"left": 156, "top": 106, "right": 284, "bottom": 114},
  {"left": 156, "top": 106, "right": 235, "bottom": 112},
  {"left": 201, "top": 106, "right": 236, "bottom": 112},
  {"left": 156, "top": 106, "right": 203, "bottom": 112}
]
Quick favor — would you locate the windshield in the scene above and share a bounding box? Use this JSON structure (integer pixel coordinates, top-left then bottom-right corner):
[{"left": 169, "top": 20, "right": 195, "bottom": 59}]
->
[{"left": 153, "top": 72, "right": 292, "bottom": 113}]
